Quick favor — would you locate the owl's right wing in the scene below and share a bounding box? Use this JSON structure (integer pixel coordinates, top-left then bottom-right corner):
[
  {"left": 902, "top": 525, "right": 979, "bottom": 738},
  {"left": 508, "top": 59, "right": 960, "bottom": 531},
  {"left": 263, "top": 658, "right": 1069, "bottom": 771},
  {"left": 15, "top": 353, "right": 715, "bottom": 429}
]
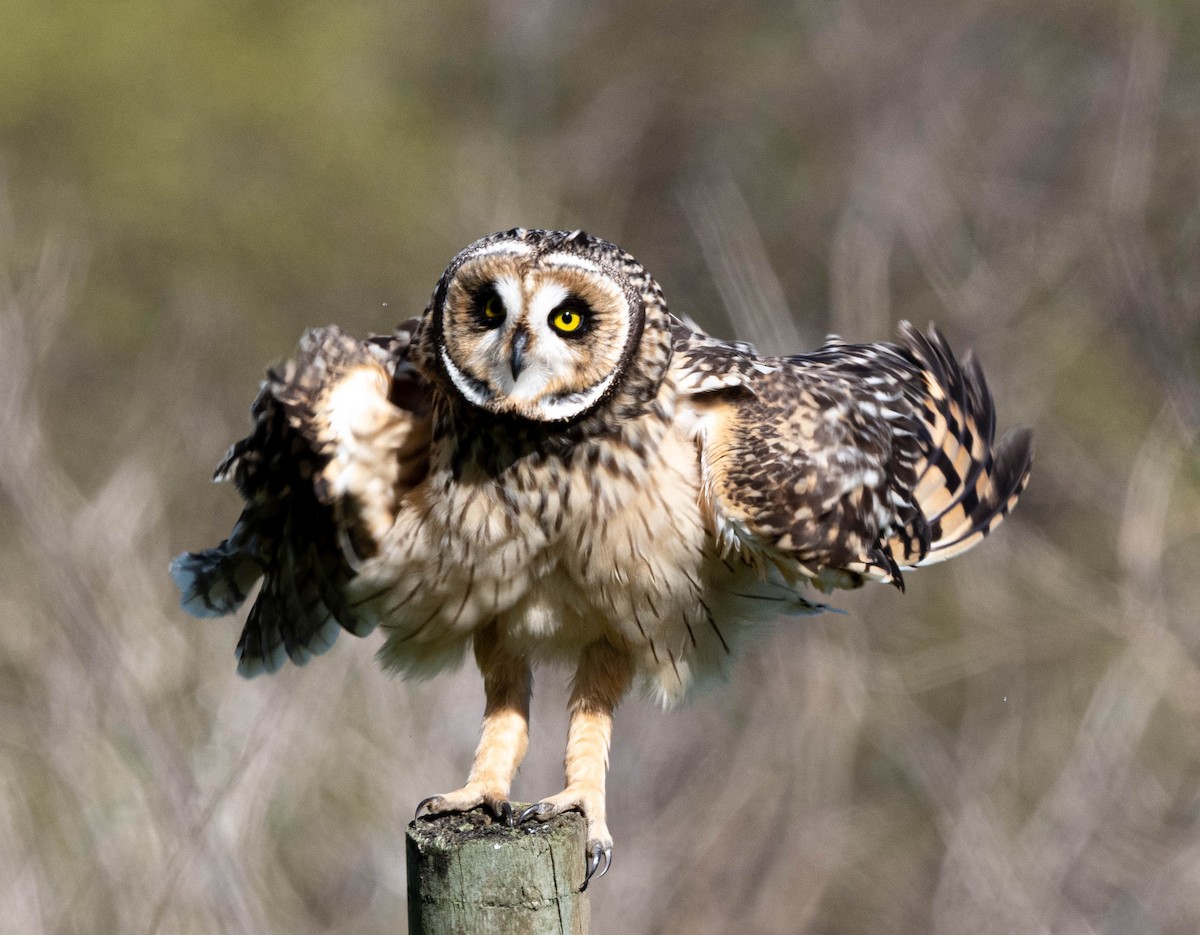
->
[
  {"left": 673, "top": 318, "right": 1032, "bottom": 591},
  {"left": 171, "top": 320, "right": 432, "bottom": 676}
]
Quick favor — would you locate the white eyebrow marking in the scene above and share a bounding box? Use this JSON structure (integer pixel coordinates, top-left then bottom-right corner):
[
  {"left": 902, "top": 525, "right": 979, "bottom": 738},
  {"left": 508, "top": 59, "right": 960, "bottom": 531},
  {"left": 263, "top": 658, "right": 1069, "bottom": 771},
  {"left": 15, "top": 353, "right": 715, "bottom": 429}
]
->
[
  {"left": 471, "top": 240, "right": 534, "bottom": 260},
  {"left": 493, "top": 275, "right": 523, "bottom": 319},
  {"left": 542, "top": 252, "right": 604, "bottom": 274},
  {"left": 527, "top": 281, "right": 570, "bottom": 322}
]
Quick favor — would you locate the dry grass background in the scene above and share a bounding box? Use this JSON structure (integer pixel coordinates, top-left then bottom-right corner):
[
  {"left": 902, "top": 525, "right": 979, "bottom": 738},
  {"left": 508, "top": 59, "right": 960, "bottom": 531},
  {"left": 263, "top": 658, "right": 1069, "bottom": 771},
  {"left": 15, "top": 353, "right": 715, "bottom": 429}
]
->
[{"left": 2, "top": 1, "right": 1199, "bottom": 932}]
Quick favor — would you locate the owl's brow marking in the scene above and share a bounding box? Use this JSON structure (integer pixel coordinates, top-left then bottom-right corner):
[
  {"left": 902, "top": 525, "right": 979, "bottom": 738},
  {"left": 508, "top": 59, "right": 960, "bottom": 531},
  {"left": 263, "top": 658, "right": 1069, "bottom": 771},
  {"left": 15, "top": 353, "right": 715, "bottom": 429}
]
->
[
  {"left": 527, "top": 282, "right": 572, "bottom": 334},
  {"left": 542, "top": 252, "right": 605, "bottom": 274},
  {"left": 471, "top": 241, "right": 534, "bottom": 260},
  {"left": 493, "top": 275, "right": 523, "bottom": 320}
]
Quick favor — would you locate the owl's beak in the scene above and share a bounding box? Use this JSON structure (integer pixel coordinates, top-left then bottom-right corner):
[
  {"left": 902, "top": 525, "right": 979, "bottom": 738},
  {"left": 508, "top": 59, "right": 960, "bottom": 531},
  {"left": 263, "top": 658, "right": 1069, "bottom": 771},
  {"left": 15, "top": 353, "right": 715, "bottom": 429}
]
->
[{"left": 509, "top": 328, "right": 529, "bottom": 381}]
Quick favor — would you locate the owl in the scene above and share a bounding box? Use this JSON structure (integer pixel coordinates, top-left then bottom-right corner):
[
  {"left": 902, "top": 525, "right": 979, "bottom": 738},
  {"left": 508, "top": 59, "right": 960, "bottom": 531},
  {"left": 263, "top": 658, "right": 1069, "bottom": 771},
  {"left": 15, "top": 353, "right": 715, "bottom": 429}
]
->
[{"left": 172, "top": 228, "right": 1032, "bottom": 885}]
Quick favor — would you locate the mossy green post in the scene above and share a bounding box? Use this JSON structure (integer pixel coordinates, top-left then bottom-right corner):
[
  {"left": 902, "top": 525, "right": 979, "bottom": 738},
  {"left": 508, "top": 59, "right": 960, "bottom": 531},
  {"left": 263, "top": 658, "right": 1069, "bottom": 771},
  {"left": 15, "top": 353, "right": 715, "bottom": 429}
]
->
[{"left": 406, "top": 808, "right": 590, "bottom": 934}]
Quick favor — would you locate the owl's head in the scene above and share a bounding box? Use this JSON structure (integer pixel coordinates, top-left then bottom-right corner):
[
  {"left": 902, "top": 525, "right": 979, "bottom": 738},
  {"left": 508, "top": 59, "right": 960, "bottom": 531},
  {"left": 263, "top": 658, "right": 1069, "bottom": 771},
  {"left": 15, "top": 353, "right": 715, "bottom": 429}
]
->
[{"left": 419, "top": 229, "right": 673, "bottom": 425}]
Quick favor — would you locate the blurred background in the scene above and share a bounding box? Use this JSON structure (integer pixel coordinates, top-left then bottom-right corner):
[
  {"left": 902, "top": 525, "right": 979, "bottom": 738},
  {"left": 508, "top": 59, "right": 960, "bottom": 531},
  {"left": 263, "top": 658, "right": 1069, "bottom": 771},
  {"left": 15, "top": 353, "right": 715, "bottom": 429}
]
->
[{"left": 2, "top": 0, "right": 1198, "bottom": 932}]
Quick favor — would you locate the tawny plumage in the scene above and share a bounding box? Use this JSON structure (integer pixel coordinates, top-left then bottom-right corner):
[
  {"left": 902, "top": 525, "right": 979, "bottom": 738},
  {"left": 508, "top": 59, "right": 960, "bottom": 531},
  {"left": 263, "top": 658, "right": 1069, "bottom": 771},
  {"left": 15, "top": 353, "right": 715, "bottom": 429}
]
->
[{"left": 172, "top": 228, "right": 1032, "bottom": 884}]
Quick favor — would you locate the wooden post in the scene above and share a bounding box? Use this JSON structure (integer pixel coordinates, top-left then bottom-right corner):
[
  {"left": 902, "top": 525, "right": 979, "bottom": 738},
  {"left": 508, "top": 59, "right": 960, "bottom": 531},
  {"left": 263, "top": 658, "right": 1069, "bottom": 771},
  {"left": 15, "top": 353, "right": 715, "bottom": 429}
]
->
[{"left": 406, "top": 807, "right": 590, "bottom": 935}]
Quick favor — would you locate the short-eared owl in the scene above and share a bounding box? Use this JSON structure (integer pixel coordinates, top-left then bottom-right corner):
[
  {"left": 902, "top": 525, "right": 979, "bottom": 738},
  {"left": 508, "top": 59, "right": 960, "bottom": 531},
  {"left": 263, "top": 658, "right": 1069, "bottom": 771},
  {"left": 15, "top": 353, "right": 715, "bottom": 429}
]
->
[{"left": 172, "top": 228, "right": 1032, "bottom": 884}]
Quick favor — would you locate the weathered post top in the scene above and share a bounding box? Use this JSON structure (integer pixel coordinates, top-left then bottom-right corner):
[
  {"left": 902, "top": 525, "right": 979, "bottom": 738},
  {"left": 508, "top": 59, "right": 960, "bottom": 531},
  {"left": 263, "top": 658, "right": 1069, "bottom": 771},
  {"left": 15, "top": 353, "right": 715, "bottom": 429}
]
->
[{"left": 406, "top": 808, "right": 590, "bottom": 935}]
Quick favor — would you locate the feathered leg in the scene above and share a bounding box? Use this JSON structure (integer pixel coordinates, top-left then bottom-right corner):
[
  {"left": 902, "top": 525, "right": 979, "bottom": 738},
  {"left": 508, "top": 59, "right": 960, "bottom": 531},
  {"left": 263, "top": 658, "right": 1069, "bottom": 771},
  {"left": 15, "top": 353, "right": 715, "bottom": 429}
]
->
[
  {"left": 519, "top": 638, "right": 633, "bottom": 888},
  {"left": 416, "top": 623, "right": 531, "bottom": 824}
]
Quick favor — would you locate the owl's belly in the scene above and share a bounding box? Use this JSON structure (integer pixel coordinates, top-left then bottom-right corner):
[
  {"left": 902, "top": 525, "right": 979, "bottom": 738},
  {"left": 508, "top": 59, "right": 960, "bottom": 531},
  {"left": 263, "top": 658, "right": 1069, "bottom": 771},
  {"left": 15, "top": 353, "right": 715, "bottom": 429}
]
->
[
  {"left": 489, "top": 546, "right": 805, "bottom": 705},
  {"left": 361, "top": 429, "right": 803, "bottom": 701}
]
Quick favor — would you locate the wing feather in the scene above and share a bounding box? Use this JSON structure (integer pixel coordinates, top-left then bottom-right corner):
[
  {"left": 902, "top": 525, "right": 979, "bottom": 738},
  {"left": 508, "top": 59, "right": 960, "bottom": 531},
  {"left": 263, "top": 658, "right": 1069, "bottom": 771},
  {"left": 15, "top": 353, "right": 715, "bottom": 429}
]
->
[
  {"left": 675, "top": 319, "right": 1031, "bottom": 592},
  {"left": 171, "top": 320, "right": 432, "bottom": 676}
]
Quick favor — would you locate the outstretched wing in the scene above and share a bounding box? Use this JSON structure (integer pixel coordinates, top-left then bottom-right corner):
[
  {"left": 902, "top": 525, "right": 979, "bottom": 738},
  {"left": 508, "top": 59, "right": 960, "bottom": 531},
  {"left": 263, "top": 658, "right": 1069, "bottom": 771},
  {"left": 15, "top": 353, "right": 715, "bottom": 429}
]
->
[
  {"left": 170, "top": 320, "right": 432, "bottom": 676},
  {"left": 675, "top": 319, "right": 1032, "bottom": 591}
]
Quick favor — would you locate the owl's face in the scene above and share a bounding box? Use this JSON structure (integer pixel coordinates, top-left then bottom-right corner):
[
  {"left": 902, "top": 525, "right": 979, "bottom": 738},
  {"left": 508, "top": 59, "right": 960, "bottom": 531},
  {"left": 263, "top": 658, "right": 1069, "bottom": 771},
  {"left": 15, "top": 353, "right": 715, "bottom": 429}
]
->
[{"left": 427, "top": 230, "right": 652, "bottom": 424}]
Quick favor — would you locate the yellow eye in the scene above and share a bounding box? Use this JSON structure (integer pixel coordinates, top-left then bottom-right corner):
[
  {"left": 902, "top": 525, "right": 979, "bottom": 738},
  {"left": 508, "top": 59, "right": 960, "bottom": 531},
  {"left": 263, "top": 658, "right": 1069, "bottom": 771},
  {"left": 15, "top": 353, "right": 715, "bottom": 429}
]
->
[
  {"left": 483, "top": 295, "right": 504, "bottom": 320},
  {"left": 550, "top": 307, "right": 585, "bottom": 334}
]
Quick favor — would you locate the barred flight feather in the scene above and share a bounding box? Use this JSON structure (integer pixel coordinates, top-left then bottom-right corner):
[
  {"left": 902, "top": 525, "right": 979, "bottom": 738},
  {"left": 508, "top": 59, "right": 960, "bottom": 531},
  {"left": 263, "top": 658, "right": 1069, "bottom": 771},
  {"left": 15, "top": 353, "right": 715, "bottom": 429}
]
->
[{"left": 171, "top": 322, "right": 429, "bottom": 675}]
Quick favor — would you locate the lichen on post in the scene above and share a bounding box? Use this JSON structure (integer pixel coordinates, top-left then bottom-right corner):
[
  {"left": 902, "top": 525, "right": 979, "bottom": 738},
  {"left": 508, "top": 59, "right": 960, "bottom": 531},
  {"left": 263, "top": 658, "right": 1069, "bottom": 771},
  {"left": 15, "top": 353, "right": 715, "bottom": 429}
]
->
[{"left": 406, "top": 807, "right": 590, "bottom": 935}]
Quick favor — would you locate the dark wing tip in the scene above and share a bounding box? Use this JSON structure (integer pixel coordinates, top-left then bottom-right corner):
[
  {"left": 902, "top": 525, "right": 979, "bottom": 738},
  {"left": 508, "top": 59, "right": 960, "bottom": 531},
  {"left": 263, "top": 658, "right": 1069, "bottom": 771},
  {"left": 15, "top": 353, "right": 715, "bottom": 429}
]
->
[
  {"left": 992, "top": 425, "right": 1035, "bottom": 501},
  {"left": 895, "top": 320, "right": 1032, "bottom": 565}
]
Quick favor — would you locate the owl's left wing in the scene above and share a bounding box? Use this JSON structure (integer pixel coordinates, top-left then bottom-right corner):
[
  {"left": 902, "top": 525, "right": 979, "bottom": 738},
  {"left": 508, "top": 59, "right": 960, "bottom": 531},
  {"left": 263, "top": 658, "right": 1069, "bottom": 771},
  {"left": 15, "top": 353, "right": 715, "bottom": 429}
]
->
[
  {"left": 171, "top": 320, "right": 432, "bottom": 675},
  {"left": 673, "top": 319, "right": 1032, "bottom": 591}
]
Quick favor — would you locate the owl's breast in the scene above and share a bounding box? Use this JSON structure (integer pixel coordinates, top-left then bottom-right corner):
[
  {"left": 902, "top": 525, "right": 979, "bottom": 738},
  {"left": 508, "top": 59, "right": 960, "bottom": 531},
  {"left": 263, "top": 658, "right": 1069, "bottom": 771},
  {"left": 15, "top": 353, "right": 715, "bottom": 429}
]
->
[
  {"left": 355, "top": 456, "right": 553, "bottom": 676},
  {"left": 502, "top": 424, "right": 764, "bottom": 701},
  {"left": 364, "top": 415, "right": 785, "bottom": 698}
]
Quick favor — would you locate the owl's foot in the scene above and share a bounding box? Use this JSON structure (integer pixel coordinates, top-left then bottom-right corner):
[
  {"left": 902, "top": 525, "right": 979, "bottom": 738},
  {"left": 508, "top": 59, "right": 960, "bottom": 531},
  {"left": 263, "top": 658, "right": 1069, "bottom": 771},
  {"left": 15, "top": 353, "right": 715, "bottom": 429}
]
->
[
  {"left": 518, "top": 788, "right": 613, "bottom": 889},
  {"left": 415, "top": 785, "right": 516, "bottom": 826}
]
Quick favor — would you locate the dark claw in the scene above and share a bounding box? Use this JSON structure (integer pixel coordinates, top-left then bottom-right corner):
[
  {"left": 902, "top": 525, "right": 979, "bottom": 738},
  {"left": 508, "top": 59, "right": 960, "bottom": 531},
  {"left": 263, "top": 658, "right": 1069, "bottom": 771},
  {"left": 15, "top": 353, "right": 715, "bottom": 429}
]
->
[
  {"left": 415, "top": 796, "right": 442, "bottom": 819},
  {"left": 493, "top": 799, "right": 515, "bottom": 827},
  {"left": 517, "top": 803, "right": 547, "bottom": 825},
  {"left": 581, "top": 843, "right": 611, "bottom": 891}
]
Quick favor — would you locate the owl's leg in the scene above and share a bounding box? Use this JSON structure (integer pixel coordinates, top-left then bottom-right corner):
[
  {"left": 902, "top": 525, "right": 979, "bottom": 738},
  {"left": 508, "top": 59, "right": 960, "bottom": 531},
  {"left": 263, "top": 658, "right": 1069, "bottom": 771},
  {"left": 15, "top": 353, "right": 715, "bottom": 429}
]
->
[
  {"left": 518, "top": 638, "right": 632, "bottom": 887},
  {"left": 415, "top": 623, "right": 531, "bottom": 825}
]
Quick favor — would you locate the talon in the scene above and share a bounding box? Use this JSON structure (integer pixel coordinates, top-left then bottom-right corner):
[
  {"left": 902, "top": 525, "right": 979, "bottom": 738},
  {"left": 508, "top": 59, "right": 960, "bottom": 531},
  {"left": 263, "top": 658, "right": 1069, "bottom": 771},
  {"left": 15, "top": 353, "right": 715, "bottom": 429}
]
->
[
  {"left": 517, "top": 803, "right": 547, "bottom": 825},
  {"left": 414, "top": 786, "right": 514, "bottom": 822},
  {"left": 415, "top": 795, "right": 442, "bottom": 818},
  {"left": 582, "top": 842, "right": 608, "bottom": 891}
]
